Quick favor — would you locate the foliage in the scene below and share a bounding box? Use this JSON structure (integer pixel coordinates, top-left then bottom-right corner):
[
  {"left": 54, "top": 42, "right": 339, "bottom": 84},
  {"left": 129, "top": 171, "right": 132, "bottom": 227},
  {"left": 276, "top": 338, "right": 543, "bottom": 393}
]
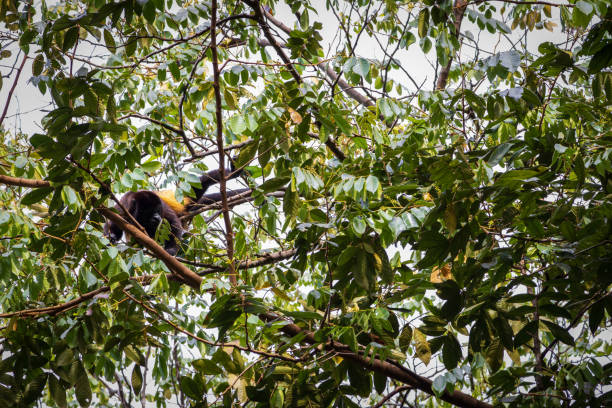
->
[{"left": 0, "top": 0, "right": 611, "bottom": 407}]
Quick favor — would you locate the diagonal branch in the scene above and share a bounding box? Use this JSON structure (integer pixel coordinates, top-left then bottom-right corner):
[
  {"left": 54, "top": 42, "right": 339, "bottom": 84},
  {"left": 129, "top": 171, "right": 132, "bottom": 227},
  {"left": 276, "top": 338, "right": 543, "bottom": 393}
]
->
[
  {"left": 0, "top": 53, "right": 28, "bottom": 128},
  {"left": 261, "top": 312, "right": 493, "bottom": 408},
  {"left": 260, "top": 8, "right": 376, "bottom": 109},
  {"left": 98, "top": 207, "right": 203, "bottom": 289},
  {"left": 245, "top": 0, "right": 301, "bottom": 83}
]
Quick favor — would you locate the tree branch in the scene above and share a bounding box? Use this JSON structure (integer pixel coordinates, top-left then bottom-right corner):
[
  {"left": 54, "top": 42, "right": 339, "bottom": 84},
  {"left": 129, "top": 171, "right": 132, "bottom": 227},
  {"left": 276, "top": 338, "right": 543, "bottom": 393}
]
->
[
  {"left": 261, "top": 312, "right": 493, "bottom": 408},
  {"left": 260, "top": 8, "right": 376, "bottom": 110},
  {"left": 371, "top": 385, "right": 412, "bottom": 408},
  {"left": 436, "top": 0, "right": 468, "bottom": 91},
  {"left": 184, "top": 139, "right": 254, "bottom": 162},
  {"left": 98, "top": 207, "right": 203, "bottom": 289},
  {"left": 0, "top": 174, "right": 50, "bottom": 188},
  {"left": 197, "top": 248, "right": 296, "bottom": 275},
  {"left": 210, "top": 0, "right": 237, "bottom": 285},
  {"left": 0, "top": 53, "right": 28, "bottom": 128}
]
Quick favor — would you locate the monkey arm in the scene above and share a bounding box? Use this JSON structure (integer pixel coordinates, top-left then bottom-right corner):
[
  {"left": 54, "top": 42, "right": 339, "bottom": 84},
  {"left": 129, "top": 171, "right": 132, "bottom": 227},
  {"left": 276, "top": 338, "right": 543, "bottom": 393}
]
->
[
  {"left": 190, "top": 158, "right": 244, "bottom": 202},
  {"left": 197, "top": 188, "right": 252, "bottom": 205}
]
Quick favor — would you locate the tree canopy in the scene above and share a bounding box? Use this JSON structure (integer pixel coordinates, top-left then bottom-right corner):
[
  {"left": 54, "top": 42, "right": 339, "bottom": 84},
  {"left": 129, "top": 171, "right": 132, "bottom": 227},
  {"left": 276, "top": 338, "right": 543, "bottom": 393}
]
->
[{"left": 0, "top": 0, "right": 611, "bottom": 407}]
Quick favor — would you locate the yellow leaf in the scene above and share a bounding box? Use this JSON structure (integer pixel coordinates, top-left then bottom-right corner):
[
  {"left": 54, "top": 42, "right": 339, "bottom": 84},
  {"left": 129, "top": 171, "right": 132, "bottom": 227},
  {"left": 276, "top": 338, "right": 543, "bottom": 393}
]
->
[
  {"left": 506, "top": 348, "right": 521, "bottom": 365},
  {"left": 423, "top": 192, "right": 433, "bottom": 201},
  {"left": 373, "top": 253, "right": 382, "bottom": 272},
  {"left": 288, "top": 107, "right": 302, "bottom": 124},
  {"left": 271, "top": 287, "right": 292, "bottom": 301},
  {"left": 227, "top": 374, "right": 248, "bottom": 403},
  {"left": 431, "top": 264, "right": 452, "bottom": 283},
  {"left": 444, "top": 203, "right": 457, "bottom": 233},
  {"left": 413, "top": 329, "right": 431, "bottom": 366}
]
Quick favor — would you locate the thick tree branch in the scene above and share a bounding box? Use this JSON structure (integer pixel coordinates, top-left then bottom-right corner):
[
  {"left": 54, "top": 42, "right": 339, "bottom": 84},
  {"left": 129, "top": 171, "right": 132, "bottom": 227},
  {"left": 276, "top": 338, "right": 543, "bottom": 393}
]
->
[
  {"left": 474, "top": 0, "right": 573, "bottom": 7},
  {"left": 98, "top": 208, "right": 203, "bottom": 289},
  {"left": 210, "top": 0, "right": 237, "bottom": 285},
  {"left": 0, "top": 174, "right": 50, "bottom": 188},
  {"left": 261, "top": 313, "right": 493, "bottom": 408},
  {"left": 436, "top": 0, "right": 468, "bottom": 90}
]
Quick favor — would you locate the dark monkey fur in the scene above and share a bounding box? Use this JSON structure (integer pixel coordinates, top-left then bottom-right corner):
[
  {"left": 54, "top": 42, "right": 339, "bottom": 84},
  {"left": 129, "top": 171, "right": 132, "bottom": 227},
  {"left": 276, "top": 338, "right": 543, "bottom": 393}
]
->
[{"left": 103, "top": 165, "right": 248, "bottom": 255}]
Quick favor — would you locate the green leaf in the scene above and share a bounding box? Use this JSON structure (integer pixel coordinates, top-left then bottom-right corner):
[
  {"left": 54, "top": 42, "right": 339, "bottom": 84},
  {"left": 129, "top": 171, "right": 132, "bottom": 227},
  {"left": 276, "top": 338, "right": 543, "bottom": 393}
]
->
[
  {"left": 365, "top": 175, "right": 380, "bottom": 195},
  {"left": 62, "top": 27, "right": 79, "bottom": 51},
  {"left": 592, "top": 73, "right": 602, "bottom": 98},
  {"left": 442, "top": 334, "right": 461, "bottom": 369},
  {"left": 485, "top": 338, "right": 504, "bottom": 373},
  {"left": 179, "top": 376, "right": 202, "bottom": 400},
  {"left": 141, "top": 160, "right": 161, "bottom": 172},
  {"left": 235, "top": 139, "right": 258, "bottom": 168},
  {"left": 228, "top": 115, "right": 247, "bottom": 134},
  {"left": 575, "top": 0, "right": 593, "bottom": 16},
  {"left": 588, "top": 300, "right": 605, "bottom": 334},
  {"left": 351, "top": 216, "right": 366, "bottom": 236},
  {"left": 49, "top": 375, "right": 67, "bottom": 408},
  {"left": 271, "top": 388, "right": 284, "bottom": 408},
  {"left": 259, "top": 176, "right": 290, "bottom": 192},
  {"left": 74, "top": 362, "right": 92, "bottom": 407},
  {"left": 56, "top": 349, "right": 74, "bottom": 367},
  {"left": 432, "top": 375, "right": 447, "bottom": 396},
  {"left": 418, "top": 8, "right": 430, "bottom": 38},
  {"left": 352, "top": 57, "right": 370, "bottom": 78},
  {"left": 487, "top": 143, "right": 513, "bottom": 166},
  {"left": 353, "top": 251, "right": 369, "bottom": 290},
  {"left": 346, "top": 361, "right": 371, "bottom": 397},
  {"left": 124, "top": 345, "right": 146, "bottom": 366},
  {"left": 20, "top": 373, "right": 46, "bottom": 406},
  {"left": 131, "top": 365, "right": 143, "bottom": 395},
  {"left": 21, "top": 187, "right": 53, "bottom": 205},
  {"left": 19, "top": 29, "right": 37, "bottom": 51},
  {"left": 32, "top": 54, "right": 44, "bottom": 76},
  {"left": 542, "top": 320, "right": 575, "bottom": 346},
  {"left": 399, "top": 325, "right": 413, "bottom": 352},
  {"left": 493, "top": 316, "right": 514, "bottom": 350},
  {"left": 373, "top": 371, "right": 387, "bottom": 395},
  {"left": 192, "top": 359, "right": 223, "bottom": 375},
  {"left": 514, "top": 320, "right": 538, "bottom": 348},
  {"left": 143, "top": 0, "right": 156, "bottom": 23},
  {"left": 103, "top": 29, "right": 116, "bottom": 51},
  {"left": 588, "top": 43, "right": 612, "bottom": 74}
]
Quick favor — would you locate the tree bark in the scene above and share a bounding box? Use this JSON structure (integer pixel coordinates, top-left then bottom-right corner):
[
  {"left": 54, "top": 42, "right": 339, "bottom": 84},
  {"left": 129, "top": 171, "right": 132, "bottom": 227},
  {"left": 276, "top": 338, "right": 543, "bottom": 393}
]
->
[{"left": 435, "top": 0, "right": 468, "bottom": 90}]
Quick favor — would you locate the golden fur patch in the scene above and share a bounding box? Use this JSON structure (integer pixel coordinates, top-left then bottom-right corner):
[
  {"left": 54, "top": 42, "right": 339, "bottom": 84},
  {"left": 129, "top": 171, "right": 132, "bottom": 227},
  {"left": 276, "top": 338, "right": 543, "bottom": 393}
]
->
[{"left": 156, "top": 190, "right": 186, "bottom": 214}]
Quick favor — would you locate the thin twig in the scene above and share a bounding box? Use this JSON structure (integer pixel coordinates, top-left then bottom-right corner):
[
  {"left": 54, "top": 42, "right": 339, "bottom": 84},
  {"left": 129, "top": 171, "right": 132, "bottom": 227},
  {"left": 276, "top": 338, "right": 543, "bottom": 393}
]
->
[{"left": 0, "top": 53, "right": 28, "bottom": 127}]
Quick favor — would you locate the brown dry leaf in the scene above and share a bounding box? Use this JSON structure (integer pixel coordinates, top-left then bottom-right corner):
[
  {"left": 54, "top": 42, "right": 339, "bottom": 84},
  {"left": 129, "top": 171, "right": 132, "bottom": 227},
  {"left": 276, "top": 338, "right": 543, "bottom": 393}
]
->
[
  {"left": 288, "top": 107, "right": 302, "bottom": 124},
  {"left": 431, "top": 264, "right": 452, "bottom": 283}
]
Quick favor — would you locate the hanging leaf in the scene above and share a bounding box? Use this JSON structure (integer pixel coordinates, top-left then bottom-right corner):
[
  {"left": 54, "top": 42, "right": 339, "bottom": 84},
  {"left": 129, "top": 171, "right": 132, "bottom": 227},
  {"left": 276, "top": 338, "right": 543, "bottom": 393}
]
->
[{"left": 413, "top": 329, "right": 431, "bottom": 366}]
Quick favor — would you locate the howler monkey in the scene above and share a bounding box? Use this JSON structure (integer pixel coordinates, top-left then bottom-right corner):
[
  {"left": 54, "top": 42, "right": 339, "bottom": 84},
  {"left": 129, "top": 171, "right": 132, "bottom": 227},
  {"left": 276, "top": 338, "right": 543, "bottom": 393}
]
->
[{"left": 103, "top": 165, "right": 248, "bottom": 256}]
